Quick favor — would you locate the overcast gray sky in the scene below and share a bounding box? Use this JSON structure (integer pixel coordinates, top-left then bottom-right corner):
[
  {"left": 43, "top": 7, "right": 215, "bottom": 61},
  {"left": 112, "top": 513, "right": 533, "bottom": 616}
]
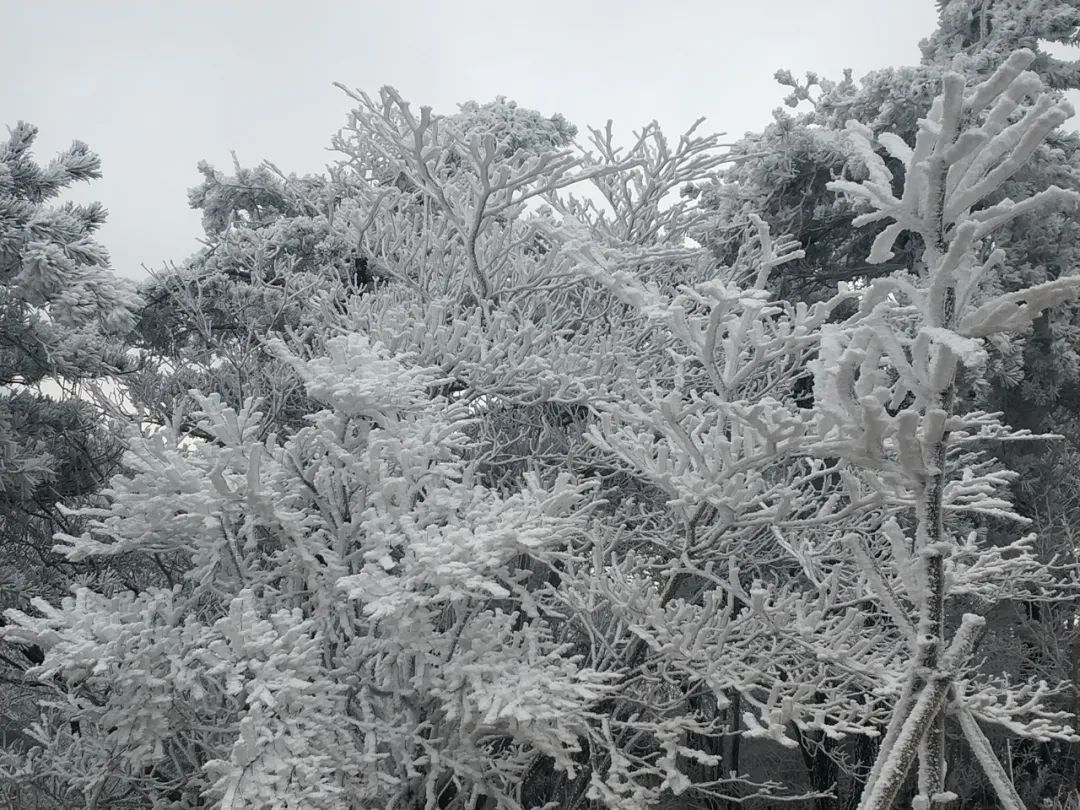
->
[{"left": 3, "top": 1, "right": 940, "bottom": 280}]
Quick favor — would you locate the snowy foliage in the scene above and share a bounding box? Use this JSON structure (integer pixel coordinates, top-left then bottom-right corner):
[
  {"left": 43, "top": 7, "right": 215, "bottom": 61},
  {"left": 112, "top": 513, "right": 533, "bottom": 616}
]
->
[
  {"left": 0, "top": 122, "right": 140, "bottom": 495},
  {"left": 0, "top": 125, "right": 141, "bottom": 773},
  {"left": 823, "top": 48, "right": 1080, "bottom": 810},
  {"left": 4, "top": 25, "right": 1080, "bottom": 810}
]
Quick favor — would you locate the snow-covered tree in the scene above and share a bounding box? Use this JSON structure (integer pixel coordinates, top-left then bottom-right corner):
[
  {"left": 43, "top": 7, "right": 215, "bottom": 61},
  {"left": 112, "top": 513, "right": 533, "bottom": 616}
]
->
[
  {"left": 820, "top": 49, "right": 1080, "bottom": 809},
  {"left": 4, "top": 44, "right": 1080, "bottom": 810},
  {"left": 130, "top": 94, "right": 581, "bottom": 448},
  {"left": 0, "top": 87, "right": 737, "bottom": 808},
  {"left": 0, "top": 121, "right": 140, "bottom": 503},
  {"left": 0, "top": 122, "right": 141, "bottom": 793},
  {"left": 693, "top": 3, "right": 1080, "bottom": 798}
]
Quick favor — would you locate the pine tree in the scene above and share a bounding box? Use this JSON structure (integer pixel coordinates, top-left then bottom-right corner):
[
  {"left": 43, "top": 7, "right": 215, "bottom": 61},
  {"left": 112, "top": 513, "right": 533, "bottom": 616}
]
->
[
  {"left": 0, "top": 121, "right": 142, "bottom": 805},
  {"left": 0, "top": 122, "right": 140, "bottom": 495}
]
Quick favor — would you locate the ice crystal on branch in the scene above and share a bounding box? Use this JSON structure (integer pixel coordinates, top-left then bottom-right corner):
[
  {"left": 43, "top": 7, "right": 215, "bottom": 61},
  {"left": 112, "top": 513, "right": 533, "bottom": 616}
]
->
[
  {"left": 822, "top": 48, "right": 1080, "bottom": 810},
  {"left": 5, "top": 36, "right": 1080, "bottom": 810}
]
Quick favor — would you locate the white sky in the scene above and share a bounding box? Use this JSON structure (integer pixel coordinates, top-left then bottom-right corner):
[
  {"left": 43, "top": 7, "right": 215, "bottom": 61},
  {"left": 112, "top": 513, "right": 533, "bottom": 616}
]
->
[{"left": 3, "top": 1, "right": 939, "bottom": 280}]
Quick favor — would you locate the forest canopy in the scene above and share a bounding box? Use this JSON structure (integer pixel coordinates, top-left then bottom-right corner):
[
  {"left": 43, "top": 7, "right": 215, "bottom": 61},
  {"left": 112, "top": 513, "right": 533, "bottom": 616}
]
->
[{"left": 4, "top": 2, "right": 1080, "bottom": 809}]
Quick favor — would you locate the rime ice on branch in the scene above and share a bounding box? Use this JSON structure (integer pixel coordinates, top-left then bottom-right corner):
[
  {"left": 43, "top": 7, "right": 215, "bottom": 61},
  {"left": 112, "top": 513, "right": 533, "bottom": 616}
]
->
[
  {"left": 4, "top": 48, "right": 1080, "bottom": 810},
  {"left": 823, "top": 48, "right": 1080, "bottom": 810}
]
